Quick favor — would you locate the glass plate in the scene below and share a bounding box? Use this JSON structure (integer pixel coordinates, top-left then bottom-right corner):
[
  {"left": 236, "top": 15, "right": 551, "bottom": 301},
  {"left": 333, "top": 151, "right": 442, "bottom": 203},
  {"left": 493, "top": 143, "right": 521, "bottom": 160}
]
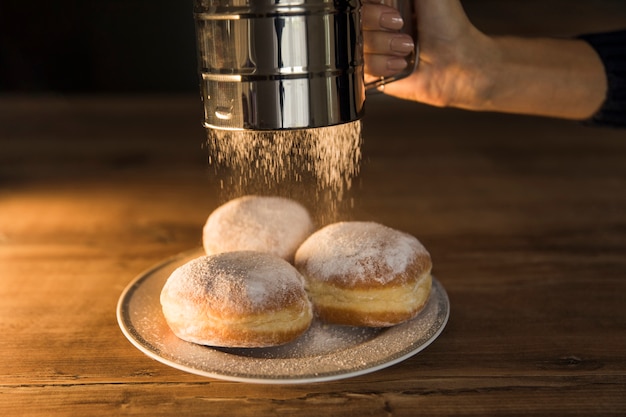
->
[{"left": 117, "top": 248, "right": 450, "bottom": 384}]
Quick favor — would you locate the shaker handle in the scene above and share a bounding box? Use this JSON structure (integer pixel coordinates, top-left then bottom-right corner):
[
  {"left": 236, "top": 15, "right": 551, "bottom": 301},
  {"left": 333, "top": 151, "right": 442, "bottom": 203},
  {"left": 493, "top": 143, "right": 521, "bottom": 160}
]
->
[{"left": 364, "top": 0, "right": 419, "bottom": 90}]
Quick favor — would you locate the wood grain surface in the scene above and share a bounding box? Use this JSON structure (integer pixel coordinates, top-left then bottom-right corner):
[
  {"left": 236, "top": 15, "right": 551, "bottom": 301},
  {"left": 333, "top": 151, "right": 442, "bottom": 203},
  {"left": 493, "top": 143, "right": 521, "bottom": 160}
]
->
[{"left": 1, "top": 93, "right": 625, "bottom": 416}]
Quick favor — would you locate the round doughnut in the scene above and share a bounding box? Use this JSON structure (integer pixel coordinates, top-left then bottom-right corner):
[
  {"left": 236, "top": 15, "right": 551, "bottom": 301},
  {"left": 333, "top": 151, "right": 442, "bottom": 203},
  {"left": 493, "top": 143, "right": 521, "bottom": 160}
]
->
[
  {"left": 160, "top": 251, "right": 313, "bottom": 348},
  {"left": 202, "top": 195, "right": 315, "bottom": 262},
  {"left": 294, "top": 221, "right": 432, "bottom": 327}
]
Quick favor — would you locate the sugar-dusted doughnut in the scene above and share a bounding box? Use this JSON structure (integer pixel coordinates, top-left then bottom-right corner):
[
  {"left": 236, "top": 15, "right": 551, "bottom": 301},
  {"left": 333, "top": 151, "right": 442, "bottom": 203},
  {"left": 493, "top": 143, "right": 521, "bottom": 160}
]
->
[
  {"left": 294, "top": 221, "right": 432, "bottom": 327},
  {"left": 202, "top": 195, "right": 315, "bottom": 262},
  {"left": 160, "top": 251, "right": 313, "bottom": 347}
]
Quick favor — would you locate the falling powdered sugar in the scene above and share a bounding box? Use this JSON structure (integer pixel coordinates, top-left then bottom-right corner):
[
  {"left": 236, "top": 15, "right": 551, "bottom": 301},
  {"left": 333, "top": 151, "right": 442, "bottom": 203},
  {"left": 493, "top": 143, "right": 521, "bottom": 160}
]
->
[{"left": 205, "top": 121, "right": 362, "bottom": 224}]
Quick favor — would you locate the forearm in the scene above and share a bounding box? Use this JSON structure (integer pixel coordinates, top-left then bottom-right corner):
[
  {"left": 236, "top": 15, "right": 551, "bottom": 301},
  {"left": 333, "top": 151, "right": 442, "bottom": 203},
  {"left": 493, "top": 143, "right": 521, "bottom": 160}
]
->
[
  {"left": 364, "top": 0, "right": 613, "bottom": 122},
  {"left": 471, "top": 36, "right": 608, "bottom": 120}
]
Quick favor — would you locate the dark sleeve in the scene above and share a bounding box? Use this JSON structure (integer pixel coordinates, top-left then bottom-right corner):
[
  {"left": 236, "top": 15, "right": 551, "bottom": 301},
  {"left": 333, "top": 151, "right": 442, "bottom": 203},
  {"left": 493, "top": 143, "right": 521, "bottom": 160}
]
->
[{"left": 578, "top": 30, "right": 626, "bottom": 128}]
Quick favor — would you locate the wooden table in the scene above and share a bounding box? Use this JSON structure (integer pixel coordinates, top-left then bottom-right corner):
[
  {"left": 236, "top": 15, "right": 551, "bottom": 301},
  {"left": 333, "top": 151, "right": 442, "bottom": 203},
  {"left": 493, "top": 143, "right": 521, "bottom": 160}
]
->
[{"left": 1, "top": 95, "right": 625, "bottom": 416}]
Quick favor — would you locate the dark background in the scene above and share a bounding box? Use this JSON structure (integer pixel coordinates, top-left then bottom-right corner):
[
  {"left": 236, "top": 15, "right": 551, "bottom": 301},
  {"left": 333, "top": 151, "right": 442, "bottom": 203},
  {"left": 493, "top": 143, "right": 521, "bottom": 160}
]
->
[
  {"left": 0, "top": 0, "right": 197, "bottom": 93},
  {"left": 1, "top": 0, "right": 625, "bottom": 93}
]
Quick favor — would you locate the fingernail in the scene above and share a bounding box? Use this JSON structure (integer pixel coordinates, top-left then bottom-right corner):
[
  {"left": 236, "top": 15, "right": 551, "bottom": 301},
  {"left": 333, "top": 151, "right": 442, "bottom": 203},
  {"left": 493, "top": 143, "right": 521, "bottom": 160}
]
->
[
  {"left": 387, "top": 58, "right": 408, "bottom": 71},
  {"left": 380, "top": 13, "right": 404, "bottom": 30},
  {"left": 390, "top": 37, "right": 415, "bottom": 53}
]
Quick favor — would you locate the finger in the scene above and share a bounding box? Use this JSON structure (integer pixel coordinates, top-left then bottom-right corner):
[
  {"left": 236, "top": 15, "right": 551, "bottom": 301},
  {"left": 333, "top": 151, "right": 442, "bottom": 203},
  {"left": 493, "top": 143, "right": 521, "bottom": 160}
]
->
[
  {"left": 364, "top": 32, "right": 414, "bottom": 56},
  {"left": 364, "top": 54, "right": 409, "bottom": 78},
  {"left": 362, "top": 3, "right": 405, "bottom": 31}
]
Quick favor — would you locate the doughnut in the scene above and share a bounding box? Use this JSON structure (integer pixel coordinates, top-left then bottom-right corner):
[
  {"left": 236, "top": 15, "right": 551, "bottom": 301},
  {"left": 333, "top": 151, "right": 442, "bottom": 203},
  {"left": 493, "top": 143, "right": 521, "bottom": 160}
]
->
[
  {"left": 160, "top": 251, "right": 313, "bottom": 348},
  {"left": 294, "top": 221, "right": 432, "bottom": 327},
  {"left": 202, "top": 195, "right": 315, "bottom": 262}
]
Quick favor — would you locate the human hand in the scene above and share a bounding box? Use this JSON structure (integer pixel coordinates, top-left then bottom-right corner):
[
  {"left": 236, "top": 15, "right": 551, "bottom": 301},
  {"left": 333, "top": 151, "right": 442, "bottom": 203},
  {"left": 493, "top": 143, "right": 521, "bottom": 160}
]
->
[
  {"left": 362, "top": 0, "right": 493, "bottom": 109},
  {"left": 362, "top": 0, "right": 607, "bottom": 119},
  {"left": 362, "top": 0, "right": 416, "bottom": 79}
]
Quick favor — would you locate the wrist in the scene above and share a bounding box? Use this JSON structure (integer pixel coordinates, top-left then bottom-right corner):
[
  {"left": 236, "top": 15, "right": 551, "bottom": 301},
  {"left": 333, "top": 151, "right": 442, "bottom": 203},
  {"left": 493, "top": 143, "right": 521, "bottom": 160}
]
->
[{"left": 442, "top": 29, "right": 500, "bottom": 112}]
